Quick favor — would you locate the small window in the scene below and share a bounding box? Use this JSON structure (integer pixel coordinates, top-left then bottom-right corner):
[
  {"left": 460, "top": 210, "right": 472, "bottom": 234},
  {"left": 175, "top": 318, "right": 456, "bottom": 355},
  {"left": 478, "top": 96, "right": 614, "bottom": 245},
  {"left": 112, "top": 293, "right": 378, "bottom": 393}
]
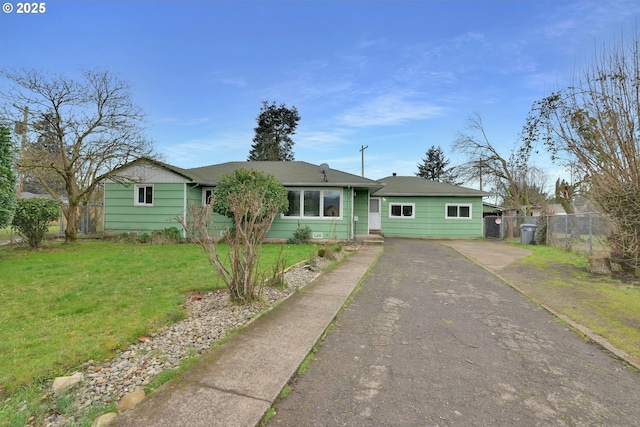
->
[
  {"left": 369, "top": 198, "right": 380, "bottom": 213},
  {"left": 445, "top": 203, "right": 472, "bottom": 219},
  {"left": 203, "top": 188, "right": 214, "bottom": 205},
  {"left": 389, "top": 203, "right": 415, "bottom": 218},
  {"left": 135, "top": 185, "right": 153, "bottom": 206}
]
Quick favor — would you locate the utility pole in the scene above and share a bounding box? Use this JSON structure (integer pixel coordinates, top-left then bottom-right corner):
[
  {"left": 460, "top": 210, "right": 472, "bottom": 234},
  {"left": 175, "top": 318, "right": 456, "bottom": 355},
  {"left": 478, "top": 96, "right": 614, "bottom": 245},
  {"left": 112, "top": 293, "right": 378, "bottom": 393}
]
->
[{"left": 360, "top": 145, "right": 368, "bottom": 177}]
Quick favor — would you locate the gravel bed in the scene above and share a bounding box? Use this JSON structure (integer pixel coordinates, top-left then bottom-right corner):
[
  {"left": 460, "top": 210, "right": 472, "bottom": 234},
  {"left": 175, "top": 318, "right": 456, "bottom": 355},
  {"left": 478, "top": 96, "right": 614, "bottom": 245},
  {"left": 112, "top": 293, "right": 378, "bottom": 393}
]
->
[{"left": 41, "top": 246, "right": 356, "bottom": 426}]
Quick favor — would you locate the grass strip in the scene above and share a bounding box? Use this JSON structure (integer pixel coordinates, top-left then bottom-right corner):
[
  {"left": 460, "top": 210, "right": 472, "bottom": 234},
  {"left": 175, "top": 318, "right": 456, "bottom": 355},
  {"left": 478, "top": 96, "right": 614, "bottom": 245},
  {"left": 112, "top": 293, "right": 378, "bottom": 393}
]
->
[{"left": 504, "top": 243, "right": 640, "bottom": 362}]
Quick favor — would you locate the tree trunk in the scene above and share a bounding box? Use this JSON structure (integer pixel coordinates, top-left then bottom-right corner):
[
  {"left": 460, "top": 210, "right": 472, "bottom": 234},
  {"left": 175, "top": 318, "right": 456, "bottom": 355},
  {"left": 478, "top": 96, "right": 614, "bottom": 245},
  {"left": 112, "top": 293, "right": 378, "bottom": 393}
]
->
[{"left": 64, "top": 202, "right": 79, "bottom": 243}]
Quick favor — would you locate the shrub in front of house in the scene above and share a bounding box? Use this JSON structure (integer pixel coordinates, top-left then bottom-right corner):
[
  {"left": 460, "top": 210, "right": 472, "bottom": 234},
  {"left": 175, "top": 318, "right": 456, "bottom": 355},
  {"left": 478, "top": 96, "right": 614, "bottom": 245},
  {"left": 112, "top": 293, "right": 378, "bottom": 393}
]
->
[{"left": 288, "top": 225, "right": 312, "bottom": 244}]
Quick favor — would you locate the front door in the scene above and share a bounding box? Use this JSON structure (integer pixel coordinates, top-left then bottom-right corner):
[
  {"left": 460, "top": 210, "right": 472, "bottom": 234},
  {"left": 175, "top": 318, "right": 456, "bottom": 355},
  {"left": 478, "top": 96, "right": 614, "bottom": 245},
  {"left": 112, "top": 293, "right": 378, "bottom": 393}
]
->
[{"left": 369, "top": 198, "right": 381, "bottom": 231}]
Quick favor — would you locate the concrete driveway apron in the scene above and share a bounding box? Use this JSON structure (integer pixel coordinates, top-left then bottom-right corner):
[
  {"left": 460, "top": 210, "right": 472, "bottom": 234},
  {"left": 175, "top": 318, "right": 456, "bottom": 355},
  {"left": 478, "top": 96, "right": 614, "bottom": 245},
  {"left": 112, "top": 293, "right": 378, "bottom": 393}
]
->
[{"left": 270, "top": 238, "right": 640, "bottom": 427}]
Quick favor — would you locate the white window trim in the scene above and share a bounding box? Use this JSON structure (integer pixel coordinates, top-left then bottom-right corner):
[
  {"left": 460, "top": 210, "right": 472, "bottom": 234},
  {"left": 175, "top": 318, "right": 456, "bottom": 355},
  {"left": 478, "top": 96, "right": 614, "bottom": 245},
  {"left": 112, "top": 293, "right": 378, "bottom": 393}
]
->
[
  {"left": 134, "top": 184, "right": 154, "bottom": 206},
  {"left": 445, "top": 203, "right": 473, "bottom": 219},
  {"left": 281, "top": 188, "right": 343, "bottom": 220},
  {"left": 202, "top": 187, "right": 215, "bottom": 205},
  {"left": 389, "top": 202, "right": 415, "bottom": 219}
]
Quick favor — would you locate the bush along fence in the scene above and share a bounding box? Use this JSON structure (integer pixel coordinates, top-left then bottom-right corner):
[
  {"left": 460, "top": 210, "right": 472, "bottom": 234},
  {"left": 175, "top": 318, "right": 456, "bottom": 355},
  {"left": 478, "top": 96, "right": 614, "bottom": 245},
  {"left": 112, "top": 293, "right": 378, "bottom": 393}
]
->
[{"left": 485, "top": 213, "right": 612, "bottom": 256}]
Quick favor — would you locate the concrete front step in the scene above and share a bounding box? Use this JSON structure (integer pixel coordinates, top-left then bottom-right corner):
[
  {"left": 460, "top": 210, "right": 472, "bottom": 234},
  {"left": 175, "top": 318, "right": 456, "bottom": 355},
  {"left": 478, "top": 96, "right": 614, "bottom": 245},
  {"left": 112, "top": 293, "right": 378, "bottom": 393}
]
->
[{"left": 357, "top": 234, "right": 384, "bottom": 245}]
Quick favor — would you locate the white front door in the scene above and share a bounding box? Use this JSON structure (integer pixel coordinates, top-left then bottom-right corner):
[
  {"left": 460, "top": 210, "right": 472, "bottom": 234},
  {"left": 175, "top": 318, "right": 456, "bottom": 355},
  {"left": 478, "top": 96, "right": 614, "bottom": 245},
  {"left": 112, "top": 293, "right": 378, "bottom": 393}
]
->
[{"left": 369, "top": 198, "right": 381, "bottom": 231}]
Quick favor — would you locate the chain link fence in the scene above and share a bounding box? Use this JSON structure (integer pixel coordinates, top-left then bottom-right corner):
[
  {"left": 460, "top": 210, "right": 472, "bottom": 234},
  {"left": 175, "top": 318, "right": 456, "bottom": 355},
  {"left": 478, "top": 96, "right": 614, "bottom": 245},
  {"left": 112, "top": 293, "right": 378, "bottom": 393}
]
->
[
  {"left": 57, "top": 202, "right": 104, "bottom": 237},
  {"left": 544, "top": 212, "right": 611, "bottom": 256},
  {"left": 485, "top": 213, "right": 611, "bottom": 256}
]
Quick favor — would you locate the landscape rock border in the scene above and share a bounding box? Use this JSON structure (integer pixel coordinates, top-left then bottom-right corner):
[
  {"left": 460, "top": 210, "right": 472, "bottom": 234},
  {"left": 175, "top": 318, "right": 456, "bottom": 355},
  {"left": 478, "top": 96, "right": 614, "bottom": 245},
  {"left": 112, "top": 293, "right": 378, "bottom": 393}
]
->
[{"left": 42, "top": 244, "right": 357, "bottom": 427}]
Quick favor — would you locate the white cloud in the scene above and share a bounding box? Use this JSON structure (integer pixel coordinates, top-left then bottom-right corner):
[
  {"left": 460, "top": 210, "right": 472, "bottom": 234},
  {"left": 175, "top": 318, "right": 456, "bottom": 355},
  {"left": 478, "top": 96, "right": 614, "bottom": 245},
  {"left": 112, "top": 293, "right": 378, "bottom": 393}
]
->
[
  {"left": 218, "top": 77, "right": 248, "bottom": 88},
  {"left": 339, "top": 91, "right": 446, "bottom": 127},
  {"left": 159, "top": 130, "right": 253, "bottom": 167},
  {"left": 153, "top": 116, "right": 212, "bottom": 126},
  {"left": 296, "top": 130, "right": 350, "bottom": 150}
]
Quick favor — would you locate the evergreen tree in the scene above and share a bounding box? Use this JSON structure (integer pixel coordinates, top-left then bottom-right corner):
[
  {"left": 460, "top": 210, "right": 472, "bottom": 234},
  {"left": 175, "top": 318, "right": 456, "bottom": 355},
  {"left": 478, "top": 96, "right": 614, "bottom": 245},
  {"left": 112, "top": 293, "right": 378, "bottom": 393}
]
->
[
  {"left": 248, "top": 101, "right": 300, "bottom": 161},
  {"left": 0, "top": 125, "right": 17, "bottom": 228},
  {"left": 416, "top": 145, "right": 460, "bottom": 184}
]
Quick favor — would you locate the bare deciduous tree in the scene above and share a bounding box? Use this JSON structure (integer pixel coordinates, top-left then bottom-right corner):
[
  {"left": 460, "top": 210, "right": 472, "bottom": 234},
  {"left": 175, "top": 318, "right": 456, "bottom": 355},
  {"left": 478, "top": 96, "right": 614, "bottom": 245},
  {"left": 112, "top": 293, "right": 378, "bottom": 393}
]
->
[
  {"left": 522, "top": 34, "right": 640, "bottom": 271},
  {"left": 0, "top": 68, "right": 155, "bottom": 242},
  {"left": 453, "top": 114, "right": 547, "bottom": 213}
]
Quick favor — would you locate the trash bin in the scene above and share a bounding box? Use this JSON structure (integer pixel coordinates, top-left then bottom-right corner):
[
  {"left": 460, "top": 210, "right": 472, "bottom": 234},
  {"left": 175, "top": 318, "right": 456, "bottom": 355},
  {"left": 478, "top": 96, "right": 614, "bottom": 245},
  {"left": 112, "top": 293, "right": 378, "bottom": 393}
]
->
[{"left": 520, "top": 224, "right": 538, "bottom": 245}]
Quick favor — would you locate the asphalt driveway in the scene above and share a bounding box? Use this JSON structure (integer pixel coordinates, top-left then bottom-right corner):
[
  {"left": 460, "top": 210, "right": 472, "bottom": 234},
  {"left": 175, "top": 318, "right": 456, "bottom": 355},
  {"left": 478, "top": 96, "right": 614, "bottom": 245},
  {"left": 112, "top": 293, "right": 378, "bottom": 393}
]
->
[{"left": 269, "top": 238, "right": 640, "bottom": 426}]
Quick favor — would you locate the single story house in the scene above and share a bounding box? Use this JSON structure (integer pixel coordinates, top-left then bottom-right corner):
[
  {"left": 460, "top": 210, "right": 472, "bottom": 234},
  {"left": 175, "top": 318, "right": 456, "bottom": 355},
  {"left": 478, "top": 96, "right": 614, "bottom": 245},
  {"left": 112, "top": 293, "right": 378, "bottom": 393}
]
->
[
  {"left": 371, "top": 175, "right": 491, "bottom": 239},
  {"left": 103, "top": 159, "right": 490, "bottom": 241}
]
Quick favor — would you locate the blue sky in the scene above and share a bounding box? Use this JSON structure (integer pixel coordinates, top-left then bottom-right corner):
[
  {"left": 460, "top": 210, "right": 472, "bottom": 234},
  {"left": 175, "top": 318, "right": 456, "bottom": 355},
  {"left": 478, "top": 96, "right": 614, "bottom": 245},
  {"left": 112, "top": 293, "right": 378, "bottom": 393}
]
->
[{"left": 1, "top": 1, "right": 639, "bottom": 185}]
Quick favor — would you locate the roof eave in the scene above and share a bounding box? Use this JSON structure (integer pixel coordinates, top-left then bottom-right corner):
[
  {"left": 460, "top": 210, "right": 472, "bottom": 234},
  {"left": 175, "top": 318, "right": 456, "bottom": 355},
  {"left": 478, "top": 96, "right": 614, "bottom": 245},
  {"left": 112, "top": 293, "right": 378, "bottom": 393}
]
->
[{"left": 374, "top": 192, "right": 489, "bottom": 197}]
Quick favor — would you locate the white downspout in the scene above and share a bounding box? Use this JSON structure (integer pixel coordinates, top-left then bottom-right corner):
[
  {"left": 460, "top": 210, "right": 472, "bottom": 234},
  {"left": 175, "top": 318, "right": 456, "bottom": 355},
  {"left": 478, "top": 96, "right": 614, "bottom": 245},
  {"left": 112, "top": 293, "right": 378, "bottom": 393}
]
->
[
  {"left": 182, "top": 183, "right": 188, "bottom": 239},
  {"left": 102, "top": 184, "right": 106, "bottom": 236},
  {"left": 350, "top": 186, "right": 354, "bottom": 240}
]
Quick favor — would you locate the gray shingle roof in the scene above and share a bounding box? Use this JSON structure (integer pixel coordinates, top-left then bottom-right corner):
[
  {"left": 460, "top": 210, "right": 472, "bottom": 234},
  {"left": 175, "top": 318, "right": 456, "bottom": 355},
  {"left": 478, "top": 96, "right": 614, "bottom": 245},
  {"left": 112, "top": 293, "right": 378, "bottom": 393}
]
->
[
  {"left": 190, "top": 161, "right": 382, "bottom": 188},
  {"left": 130, "top": 159, "right": 382, "bottom": 188},
  {"left": 373, "top": 176, "right": 491, "bottom": 197}
]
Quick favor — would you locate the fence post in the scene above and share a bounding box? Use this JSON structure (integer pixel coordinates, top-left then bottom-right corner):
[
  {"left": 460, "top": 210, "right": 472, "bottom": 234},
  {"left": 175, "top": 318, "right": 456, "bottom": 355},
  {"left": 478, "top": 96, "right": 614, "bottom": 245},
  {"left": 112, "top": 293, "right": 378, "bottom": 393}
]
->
[
  {"left": 564, "top": 215, "right": 569, "bottom": 250},
  {"left": 588, "top": 213, "right": 593, "bottom": 255}
]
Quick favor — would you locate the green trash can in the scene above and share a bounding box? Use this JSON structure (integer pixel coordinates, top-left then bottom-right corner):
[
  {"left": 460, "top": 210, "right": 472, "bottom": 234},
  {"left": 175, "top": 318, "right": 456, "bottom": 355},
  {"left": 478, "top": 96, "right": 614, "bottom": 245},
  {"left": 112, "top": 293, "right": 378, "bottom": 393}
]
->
[{"left": 520, "top": 224, "right": 538, "bottom": 245}]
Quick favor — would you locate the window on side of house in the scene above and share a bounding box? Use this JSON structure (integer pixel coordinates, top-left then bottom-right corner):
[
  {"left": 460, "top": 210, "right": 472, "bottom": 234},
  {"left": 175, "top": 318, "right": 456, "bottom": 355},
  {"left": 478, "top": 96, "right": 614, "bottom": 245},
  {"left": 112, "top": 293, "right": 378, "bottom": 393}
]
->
[
  {"left": 283, "top": 189, "right": 342, "bottom": 219},
  {"left": 135, "top": 185, "right": 154, "bottom": 206},
  {"left": 389, "top": 203, "right": 415, "bottom": 218},
  {"left": 202, "top": 188, "right": 214, "bottom": 205},
  {"left": 445, "top": 203, "right": 472, "bottom": 219}
]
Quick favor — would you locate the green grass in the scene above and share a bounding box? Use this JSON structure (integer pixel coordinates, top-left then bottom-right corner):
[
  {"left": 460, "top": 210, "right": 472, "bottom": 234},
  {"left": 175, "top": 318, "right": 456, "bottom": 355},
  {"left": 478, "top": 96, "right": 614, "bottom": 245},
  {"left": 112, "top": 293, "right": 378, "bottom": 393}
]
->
[
  {"left": 0, "top": 224, "right": 62, "bottom": 242},
  {"left": 513, "top": 242, "right": 590, "bottom": 270},
  {"left": 0, "top": 240, "right": 318, "bottom": 393},
  {"left": 504, "top": 243, "right": 640, "bottom": 362}
]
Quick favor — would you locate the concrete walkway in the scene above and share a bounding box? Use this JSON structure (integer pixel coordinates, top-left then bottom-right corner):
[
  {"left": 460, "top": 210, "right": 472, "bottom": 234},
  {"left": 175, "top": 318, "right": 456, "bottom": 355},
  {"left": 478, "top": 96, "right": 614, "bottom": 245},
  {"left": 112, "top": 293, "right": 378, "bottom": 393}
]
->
[
  {"left": 110, "top": 244, "right": 383, "bottom": 427},
  {"left": 437, "top": 239, "right": 532, "bottom": 272}
]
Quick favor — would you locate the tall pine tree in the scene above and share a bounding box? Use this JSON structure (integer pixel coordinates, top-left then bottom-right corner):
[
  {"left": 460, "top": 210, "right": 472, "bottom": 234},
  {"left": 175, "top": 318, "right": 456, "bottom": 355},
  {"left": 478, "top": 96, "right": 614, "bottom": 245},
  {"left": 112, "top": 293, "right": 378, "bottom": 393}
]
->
[
  {"left": 248, "top": 101, "right": 300, "bottom": 161},
  {"left": 0, "top": 125, "right": 17, "bottom": 228},
  {"left": 416, "top": 145, "right": 459, "bottom": 184}
]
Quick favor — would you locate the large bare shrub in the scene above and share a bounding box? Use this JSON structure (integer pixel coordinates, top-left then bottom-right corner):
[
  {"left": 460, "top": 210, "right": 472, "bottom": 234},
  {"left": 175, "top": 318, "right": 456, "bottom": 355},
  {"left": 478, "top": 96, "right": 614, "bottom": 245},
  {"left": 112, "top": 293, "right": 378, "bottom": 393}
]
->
[{"left": 184, "top": 169, "right": 288, "bottom": 303}]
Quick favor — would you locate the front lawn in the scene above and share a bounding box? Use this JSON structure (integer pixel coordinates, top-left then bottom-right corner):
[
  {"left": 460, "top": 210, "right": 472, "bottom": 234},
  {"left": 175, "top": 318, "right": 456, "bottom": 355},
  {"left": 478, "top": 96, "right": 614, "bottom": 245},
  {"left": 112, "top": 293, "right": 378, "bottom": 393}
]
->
[{"left": 0, "top": 239, "right": 318, "bottom": 393}]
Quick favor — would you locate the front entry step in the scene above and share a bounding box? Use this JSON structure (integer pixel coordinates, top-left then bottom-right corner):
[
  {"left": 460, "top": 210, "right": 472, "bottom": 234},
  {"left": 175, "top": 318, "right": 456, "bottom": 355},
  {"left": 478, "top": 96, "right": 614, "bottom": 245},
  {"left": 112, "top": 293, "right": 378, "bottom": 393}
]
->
[{"left": 356, "top": 234, "right": 384, "bottom": 245}]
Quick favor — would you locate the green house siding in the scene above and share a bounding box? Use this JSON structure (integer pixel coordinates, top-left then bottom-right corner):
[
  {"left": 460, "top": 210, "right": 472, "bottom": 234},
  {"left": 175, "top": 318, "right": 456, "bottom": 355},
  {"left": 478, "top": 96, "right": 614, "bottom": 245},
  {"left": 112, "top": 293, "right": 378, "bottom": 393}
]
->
[
  {"left": 267, "top": 188, "right": 354, "bottom": 240},
  {"left": 353, "top": 189, "right": 370, "bottom": 235},
  {"left": 380, "top": 196, "right": 484, "bottom": 238},
  {"left": 104, "top": 182, "right": 187, "bottom": 235}
]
